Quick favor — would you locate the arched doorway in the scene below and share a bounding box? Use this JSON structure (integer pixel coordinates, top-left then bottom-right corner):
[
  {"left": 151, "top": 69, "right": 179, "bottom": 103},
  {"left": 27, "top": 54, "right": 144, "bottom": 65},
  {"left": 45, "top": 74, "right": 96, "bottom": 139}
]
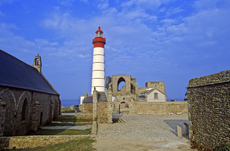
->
[{"left": 119, "top": 101, "right": 129, "bottom": 114}]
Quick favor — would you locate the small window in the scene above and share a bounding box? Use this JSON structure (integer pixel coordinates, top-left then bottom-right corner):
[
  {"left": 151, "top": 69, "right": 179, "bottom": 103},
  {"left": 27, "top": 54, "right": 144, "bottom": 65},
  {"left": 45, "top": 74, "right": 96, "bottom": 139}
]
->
[
  {"left": 21, "top": 98, "right": 28, "bottom": 121},
  {"left": 154, "top": 93, "right": 158, "bottom": 99}
]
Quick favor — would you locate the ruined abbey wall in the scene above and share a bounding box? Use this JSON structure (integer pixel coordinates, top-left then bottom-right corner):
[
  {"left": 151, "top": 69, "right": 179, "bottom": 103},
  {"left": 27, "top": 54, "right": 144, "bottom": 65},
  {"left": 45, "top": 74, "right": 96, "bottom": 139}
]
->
[
  {"left": 0, "top": 86, "right": 60, "bottom": 136},
  {"left": 187, "top": 70, "right": 230, "bottom": 150},
  {"left": 134, "top": 102, "right": 188, "bottom": 115}
]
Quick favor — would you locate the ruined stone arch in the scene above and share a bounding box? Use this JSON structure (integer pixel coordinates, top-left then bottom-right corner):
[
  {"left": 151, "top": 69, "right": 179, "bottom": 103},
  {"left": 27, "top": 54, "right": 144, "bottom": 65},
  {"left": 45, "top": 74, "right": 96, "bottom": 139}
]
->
[
  {"left": 112, "top": 75, "right": 132, "bottom": 95},
  {"left": 117, "top": 77, "right": 126, "bottom": 91},
  {"left": 0, "top": 89, "right": 17, "bottom": 108},
  {"left": 0, "top": 89, "right": 16, "bottom": 136},
  {"left": 17, "top": 91, "right": 32, "bottom": 135},
  {"left": 18, "top": 91, "right": 31, "bottom": 109}
]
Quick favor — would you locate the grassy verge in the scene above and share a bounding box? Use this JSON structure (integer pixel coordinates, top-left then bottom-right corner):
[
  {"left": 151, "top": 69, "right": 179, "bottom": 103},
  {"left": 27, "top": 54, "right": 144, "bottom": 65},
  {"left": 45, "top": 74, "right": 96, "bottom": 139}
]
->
[
  {"left": 61, "top": 107, "right": 75, "bottom": 113},
  {"left": 49, "top": 123, "right": 91, "bottom": 126},
  {"left": 54, "top": 119, "right": 91, "bottom": 123},
  {"left": 34, "top": 129, "right": 91, "bottom": 135},
  {"left": 4, "top": 137, "right": 95, "bottom": 151}
]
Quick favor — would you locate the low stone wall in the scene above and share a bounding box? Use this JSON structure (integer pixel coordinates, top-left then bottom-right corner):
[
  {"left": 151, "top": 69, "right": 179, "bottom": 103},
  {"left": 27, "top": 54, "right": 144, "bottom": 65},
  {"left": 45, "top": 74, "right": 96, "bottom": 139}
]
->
[
  {"left": 134, "top": 102, "right": 188, "bottom": 115},
  {"left": 0, "top": 135, "right": 89, "bottom": 149},
  {"left": 187, "top": 70, "right": 230, "bottom": 150},
  {"left": 58, "top": 115, "right": 93, "bottom": 120}
]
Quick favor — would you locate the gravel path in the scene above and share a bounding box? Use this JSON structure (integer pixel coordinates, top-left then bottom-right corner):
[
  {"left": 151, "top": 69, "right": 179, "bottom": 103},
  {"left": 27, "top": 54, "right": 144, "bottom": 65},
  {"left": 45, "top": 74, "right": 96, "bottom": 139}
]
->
[{"left": 98, "top": 114, "right": 189, "bottom": 141}]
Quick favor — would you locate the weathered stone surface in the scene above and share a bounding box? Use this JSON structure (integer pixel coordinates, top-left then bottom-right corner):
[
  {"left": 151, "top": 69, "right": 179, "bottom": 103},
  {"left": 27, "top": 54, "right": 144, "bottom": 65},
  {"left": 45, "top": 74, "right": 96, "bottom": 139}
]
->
[
  {"left": 134, "top": 102, "right": 188, "bottom": 115},
  {"left": 187, "top": 70, "right": 230, "bottom": 150},
  {"left": 82, "top": 103, "right": 93, "bottom": 114}
]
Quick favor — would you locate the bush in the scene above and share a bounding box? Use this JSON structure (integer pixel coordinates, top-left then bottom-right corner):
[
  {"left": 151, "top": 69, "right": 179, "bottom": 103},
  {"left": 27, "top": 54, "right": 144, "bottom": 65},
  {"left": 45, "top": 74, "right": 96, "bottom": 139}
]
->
[{"left": 215, "top": 144, "right": 230, "bottom": 151}]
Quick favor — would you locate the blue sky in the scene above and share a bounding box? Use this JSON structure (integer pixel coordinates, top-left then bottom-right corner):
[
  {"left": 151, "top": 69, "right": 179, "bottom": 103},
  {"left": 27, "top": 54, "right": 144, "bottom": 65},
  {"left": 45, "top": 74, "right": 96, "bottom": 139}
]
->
[{"left": 0, "top": 0, "right": 230, "bottom": 101}]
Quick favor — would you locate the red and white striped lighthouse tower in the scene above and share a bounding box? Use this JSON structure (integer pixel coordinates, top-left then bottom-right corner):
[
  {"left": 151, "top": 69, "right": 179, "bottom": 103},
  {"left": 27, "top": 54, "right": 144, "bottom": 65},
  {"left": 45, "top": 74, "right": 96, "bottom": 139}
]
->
[{"left": 91, "top": 26, "right": 106, "bottom": 94}]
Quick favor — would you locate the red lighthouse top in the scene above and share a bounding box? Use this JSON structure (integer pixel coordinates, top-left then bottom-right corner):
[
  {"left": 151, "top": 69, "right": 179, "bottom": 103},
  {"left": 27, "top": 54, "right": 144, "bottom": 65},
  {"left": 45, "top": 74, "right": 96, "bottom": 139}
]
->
[{"left": 92, "top": 26, "right": 106, "bottom": 48}]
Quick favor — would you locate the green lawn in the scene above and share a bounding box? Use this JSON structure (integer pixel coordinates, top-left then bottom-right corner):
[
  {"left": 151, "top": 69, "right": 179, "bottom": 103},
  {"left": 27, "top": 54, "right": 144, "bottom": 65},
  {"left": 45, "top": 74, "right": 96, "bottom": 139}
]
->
[
  {"left": 54, "top": 119, "right": 91, "bottom": 123},
  {"left": 4, "top": 137, "right": 95, "bottom": 151},
  {"left": 61, "top": 107, "right": 75, "bottom": 113},
  {"left": 49, "top": 123, "right": 91, "bottom": 126},
  {"left": 34, "top": 129, "right": 91, "bottom": 135}
]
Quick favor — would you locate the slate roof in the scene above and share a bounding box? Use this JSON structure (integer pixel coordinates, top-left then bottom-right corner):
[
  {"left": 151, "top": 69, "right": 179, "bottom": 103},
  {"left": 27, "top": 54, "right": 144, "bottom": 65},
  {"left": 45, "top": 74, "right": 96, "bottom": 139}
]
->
[
  {"left": 0, "top": 49, "right": 59, "bottom": 95},
  {"left": 83, "top": 92, "right": 108, "bottom": 103},
  {"left": 83, "top": 96, "right": 93, "bottom": 103}
]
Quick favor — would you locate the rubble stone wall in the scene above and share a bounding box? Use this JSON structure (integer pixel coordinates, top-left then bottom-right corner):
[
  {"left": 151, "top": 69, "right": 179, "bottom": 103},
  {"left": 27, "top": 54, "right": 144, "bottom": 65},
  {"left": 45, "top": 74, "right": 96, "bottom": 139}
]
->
[
  {"left": 97, "top": 102, "right": 112, "bottom": 123},
  {"left": 134, "top": 102, "right": 188, "bottom": 115},
  {"left": 82, "top": 103, "right": 93, "bottom": 114},
  {"left": 187, "top": 70, "right": 230, "bottom": 150}
]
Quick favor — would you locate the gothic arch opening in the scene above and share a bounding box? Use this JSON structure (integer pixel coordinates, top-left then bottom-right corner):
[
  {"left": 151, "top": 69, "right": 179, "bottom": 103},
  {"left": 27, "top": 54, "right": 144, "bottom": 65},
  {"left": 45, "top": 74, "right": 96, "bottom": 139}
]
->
[
  {"left": 117, "top": 77, "right": 126, "bottom": 91},
  {"left": 21, "top": 98, "right": 28, "bottom": 121}
]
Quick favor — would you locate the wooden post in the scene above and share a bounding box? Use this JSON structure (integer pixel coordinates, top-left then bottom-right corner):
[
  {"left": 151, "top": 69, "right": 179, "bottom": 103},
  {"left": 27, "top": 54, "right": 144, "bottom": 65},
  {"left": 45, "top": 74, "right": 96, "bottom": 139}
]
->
[{"left": 177, "top": 125, "right": 182, "bottom": 138}]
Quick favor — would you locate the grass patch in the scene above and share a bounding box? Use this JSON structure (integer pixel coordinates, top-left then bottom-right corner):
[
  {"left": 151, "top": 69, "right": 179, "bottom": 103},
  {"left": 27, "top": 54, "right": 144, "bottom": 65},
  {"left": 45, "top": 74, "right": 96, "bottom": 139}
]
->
[
  {"left": 4, "top": 137, "right": 95, "bottom": 151},
  {"left": 55, "top": 119, "right": 91, "bottom": 123},
  {"left": 34, "top": 129, "right": 91, "bottom": 135},
  {"left": 49, "top": 123, "right": 91, "bottom": 126},
  {"left": 61, "top": 107, "right": 75, "bottom": 113}
]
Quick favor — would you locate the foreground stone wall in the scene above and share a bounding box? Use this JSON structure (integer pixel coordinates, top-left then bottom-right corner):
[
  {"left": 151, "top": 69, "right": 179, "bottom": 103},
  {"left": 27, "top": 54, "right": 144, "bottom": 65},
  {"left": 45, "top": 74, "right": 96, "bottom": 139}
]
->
[
  {"left": 0, "top": 135, "right": 89, "bottom": 149},
  {"left": 187, "top": 70, "right": 230, "bottom": 150},
  {"left": 96, "top": 102, "right": 112, "bottom": 123},
  {"left": 0, "top": 86, "right": 60, "bottom": 136},
  {"left": 134, "top": 102, "right": 188, "bottom": 115}
]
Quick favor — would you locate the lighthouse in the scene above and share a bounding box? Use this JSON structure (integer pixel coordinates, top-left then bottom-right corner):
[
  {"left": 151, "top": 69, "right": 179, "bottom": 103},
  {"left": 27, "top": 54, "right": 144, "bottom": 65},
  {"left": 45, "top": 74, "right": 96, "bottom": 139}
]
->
[{"left": 91, "top": 26, "right": 106, "bottom": 94}]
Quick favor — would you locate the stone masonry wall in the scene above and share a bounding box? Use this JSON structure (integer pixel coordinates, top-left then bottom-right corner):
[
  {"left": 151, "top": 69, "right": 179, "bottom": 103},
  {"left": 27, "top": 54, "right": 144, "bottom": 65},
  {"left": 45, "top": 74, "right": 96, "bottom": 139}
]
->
[
  {"left": 82, "top": 103, "right": 93, "bottom": 114},
  {"left": 0, "top": 136, "right": 89, "bottom": 149},
  {"left": 0, "top": 86, "right": 60, "bottom": 136},
  {"left": 187, "top": 70, "right": 230, "bottom": 150},
  {"left": 135, "top": 102, "right": 188, "bottom": 115},
  {"left": 97, "top": 102, "right": 112, "bottom": 123}
]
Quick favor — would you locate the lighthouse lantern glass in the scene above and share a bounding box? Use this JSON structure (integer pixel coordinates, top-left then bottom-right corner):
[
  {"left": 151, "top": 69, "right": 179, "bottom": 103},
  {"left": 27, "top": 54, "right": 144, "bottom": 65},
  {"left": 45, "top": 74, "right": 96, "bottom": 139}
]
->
[{"left": 97, "top": 32, "right": 103, "bottom": 37}]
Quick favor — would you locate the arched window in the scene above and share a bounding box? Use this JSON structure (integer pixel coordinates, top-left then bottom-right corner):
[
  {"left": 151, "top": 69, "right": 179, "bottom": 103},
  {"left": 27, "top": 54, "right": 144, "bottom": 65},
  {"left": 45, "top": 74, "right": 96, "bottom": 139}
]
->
[
  {"left": 117, "top": 77, "right": 126, "bottom": 91},
  {"left": 35, "top": 58, "right": 39, "bottom": 65},
  {"left": 21, "top": 98, "right": 28, "bottom": 121}
]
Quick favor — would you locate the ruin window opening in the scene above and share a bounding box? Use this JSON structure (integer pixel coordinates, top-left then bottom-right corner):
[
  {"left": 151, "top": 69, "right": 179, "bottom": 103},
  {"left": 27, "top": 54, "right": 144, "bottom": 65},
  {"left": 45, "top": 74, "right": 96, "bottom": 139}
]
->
[
  {"left": 117, "top": 77, "right": 126, "bottom": 91},
  {"left": 21, "top": 98, "right": 28, "bottom": 121}
]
